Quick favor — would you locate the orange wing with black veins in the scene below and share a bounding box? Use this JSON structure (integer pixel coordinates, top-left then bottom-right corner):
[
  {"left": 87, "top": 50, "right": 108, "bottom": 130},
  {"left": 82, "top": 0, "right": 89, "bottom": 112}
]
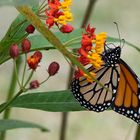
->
[{"left": 112, "top": 59, "right": 140, "bottom": 123}]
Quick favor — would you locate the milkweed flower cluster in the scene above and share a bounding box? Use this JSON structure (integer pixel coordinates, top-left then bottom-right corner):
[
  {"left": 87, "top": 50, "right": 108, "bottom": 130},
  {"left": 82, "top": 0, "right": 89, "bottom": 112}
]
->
[
  {"left": 9, "top": 41, "right": 60, "bottom": 90},
  {"left": 45, "top": 0, "right": 74, "bottom": 33},
  {"left": 75, "top": 24, "right": 107, "bottom": 82}
]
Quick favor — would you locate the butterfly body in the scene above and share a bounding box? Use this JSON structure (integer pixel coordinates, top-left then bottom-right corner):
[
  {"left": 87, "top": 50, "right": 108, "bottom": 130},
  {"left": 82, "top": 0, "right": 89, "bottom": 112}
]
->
[
  {"left": 102, "top": 46, "right": 121, "bottom": 67},
  {"left": 71, "top": 45, "right": 140, "bottom": 124}
]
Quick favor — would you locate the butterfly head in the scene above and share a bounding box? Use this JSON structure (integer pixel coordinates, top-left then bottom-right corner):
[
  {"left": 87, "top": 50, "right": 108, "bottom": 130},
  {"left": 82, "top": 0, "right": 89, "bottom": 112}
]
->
[{"left": 102, "top": 46, "right": 121, "bottom": 67}]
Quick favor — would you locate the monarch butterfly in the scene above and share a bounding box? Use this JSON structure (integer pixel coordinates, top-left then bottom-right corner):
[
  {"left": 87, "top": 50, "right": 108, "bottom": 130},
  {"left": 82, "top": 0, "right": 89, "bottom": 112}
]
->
[{"left": 71, "top": 26, "right": 140, "bottom": 124}]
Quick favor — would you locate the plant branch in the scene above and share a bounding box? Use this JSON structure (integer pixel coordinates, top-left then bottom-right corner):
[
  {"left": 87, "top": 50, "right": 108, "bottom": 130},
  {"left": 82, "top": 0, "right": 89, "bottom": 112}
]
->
[
  {"left": 0, "top": 57, "right": 21, "bottom": 140},
  {"left": 81, "top": 0, "right": 97, "bottom": 28},
  {"left": 16, "top": 5, "right": 110, "bottom": 92},
  {"left": 59, "top": 112, "right": 69, "bottom": 140},
  {"left": 0, "top": 90, "right": 23, "bottom": 114},
  {"left": 39, "top": 76, "right": 50, "bottom": 85},
  {"left": 21, "top": 54, "right": 27, "bottom": 86},
  {"left": 59, "top": 0, "right": 97, "bottom": 138},
  {"left": 13, "top": 59, "right": 21, "bottom": 88},
  {"left": 135, "top": 125, "right": 140, "bottom": 140},
  {"left": 23, "top": 70, "right": 34, "bottom": 88}
]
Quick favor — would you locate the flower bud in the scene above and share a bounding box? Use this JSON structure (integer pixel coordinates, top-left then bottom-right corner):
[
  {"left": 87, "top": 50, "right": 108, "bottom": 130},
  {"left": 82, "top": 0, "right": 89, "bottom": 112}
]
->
[
  {"left": 48, "top": 62, "right": 60, "bottom": 76},
  {"left": 27, "top": 51, "right": 42, "bottom": 70},
  {"left": 34, "top": 51, "right": 42, "bottom": 62},
  {"left": 60, "top": 24, "right": 74, "bottom": 33},
  {"left": 21, "top": 38, "right": 31, "bottom": 53},
  {"left": 9, "top": 44, "right": 19, "bottom": 58},
  {"left": 25, "top": 24, "right": 35, "bottom": 34},
  {"left": 30, "top": 80, "right": 39, "bottom": 89}
]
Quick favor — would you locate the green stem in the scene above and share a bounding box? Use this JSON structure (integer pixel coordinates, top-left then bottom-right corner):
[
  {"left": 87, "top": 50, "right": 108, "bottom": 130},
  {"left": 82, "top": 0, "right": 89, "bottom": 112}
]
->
[
  {"left": 126, "top": 41, "right": 140, "bottom": 52},
  {"left": 64, "top": 36, "right": 82, "bottom": 47},
  {"left": 0, "top": 131, "right": 5, "bottom": 140},
  {"left": 0, "top": 90, "right": 23, "bottom": 114},
  {"left": 0, "top": 64, "right": 34, "bottom": 115},
  {"left": 39, "top": 76, "right": 50, "bottom": 85},
  {"left": 60, "top": 1, "right": 97, "bottom": 140},
  {"left": 24, "top": 70, "right": 34, "bottom": 88},
  {"left": 0, "top": 71, "right": 33, "bottom": 114},
  {"left": 16, "top": 6, "right": 109, "bottom": 92},
  {"left": 21, "top": 54, "right": 27, "bottom": 86},
  {"left": 3, "top": 58, "right": 21, "bottom": 118},
  {"left": 135, "top": 125, "right": 140, "bottom": 140},
  {"left": 0, "top": 57, "right": 21, "bottom": 140},
  {"left": 81, "top": 0, "right": 97, "bottom": 27},
  {"left": 13, "top": 59, "right": 21, "bottom": 88},
  {"left": 59, "top": 113, "right": 69, "bottom": 140}
]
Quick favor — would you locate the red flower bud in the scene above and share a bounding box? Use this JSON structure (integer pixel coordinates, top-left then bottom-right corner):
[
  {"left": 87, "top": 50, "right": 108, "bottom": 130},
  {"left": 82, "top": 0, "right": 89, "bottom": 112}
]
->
[
  {"left": 48, "top": 62, "right": 60, "bottom": 76},
  {"left": 9, "top": 44, "right": 19, "bottom": 58},
  {"left": 30, "top": 80, "right": 39, "bottom": 89},
  {"left": 25, "top": 24, "right": 35, "bottom": 34},
  {"left": 60, "top": 24, "right": 74, "bottom": 33},
  {"left": 27, "top": 51, "right": 42, "bottom": 70},
  {"left": 34, "top": 51, "right": 42, "bottom": 62},
  {"left": 21, "top": 38, "right": 31, "bottom": 53}
]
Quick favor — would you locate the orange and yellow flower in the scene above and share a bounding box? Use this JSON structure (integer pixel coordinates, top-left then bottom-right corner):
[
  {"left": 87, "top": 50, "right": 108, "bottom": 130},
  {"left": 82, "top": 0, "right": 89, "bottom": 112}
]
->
[
  {"left": 75, "top": 24, "right": 107, "bottom": 83},
  {"left": 46, "top": 0, "right": 73, "bottom": 33}
]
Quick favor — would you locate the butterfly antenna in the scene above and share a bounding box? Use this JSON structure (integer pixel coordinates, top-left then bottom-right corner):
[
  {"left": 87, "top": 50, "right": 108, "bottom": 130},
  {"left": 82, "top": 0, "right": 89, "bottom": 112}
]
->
[
  {"left": 114, "top": 22, "right": 122, "bottom": 47},
  {"left": 121, "top": 39, "right": 125, "bottom": 49}
]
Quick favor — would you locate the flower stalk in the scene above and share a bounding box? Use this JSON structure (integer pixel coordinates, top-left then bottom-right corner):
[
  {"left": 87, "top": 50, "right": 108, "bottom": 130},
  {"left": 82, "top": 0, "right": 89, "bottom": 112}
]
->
[
  {"left": 13, "top": 59, "right": 22, "bottom": 88},
  {"left": 0, "top": 89, "right": 23, "bottom": 114},
  {"left": 21, "top": 54, "right": 27, "bottom": 86}
]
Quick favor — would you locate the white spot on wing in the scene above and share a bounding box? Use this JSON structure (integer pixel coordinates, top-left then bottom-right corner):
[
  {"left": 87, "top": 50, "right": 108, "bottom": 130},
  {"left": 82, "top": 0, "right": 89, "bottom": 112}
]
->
[
  {"left": 107, "top": 103, "right": 111, "bottom": 106},
  {"left": 131, "top": 110, "right": 133, "bottom": 114},
  {"left": 127, "top": 110, "right": 130, "bottom": 114},
  {"left": 138, "top": 95, "right": 140, "bottom": 100},
  {"left": 138, "top": 108, "right": 140, "bottom": 114},
  {"left": 134, "top": 113, "right": 137, "bottom": 117}
]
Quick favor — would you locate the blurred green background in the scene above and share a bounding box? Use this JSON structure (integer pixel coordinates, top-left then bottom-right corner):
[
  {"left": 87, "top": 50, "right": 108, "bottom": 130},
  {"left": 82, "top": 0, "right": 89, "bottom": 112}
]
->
[{"left": 0, "top": 0, "right": 140, "bottom": 140}]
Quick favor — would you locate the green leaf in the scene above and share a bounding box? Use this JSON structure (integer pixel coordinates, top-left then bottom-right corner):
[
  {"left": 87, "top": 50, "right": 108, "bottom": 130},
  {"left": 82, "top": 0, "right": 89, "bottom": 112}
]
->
[
  {"left": 29, "top": 32, "right": 140, "bottom": 53},
  {"left": 0, "top": 119, "right": 49, "bottom": 132},
  {"left": 107, "top": 36, "right": 140, "bottom": 52},
  {"left": 0, "top": 7, "right": 38, "bottom": 64},
  {"left": 11, "top": 90, "right": 84, "bottom": 112},
  {"left": 28, "top": 29, "right": 82, "bottom": 51},
  {"left": 0, "top": 14, "right": 29, "bottom": 64},
  {"left": 0, "top": 0, "right": 39, "bottom": 6},
  {"left": 0, "top": 28, "right": 81, "bottom": 64}
]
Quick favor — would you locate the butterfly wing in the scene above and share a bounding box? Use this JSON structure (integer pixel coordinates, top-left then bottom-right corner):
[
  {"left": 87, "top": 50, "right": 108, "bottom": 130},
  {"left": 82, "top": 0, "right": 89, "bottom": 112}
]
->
[
  {"left": 112, "top": 59, "right": 140, "bottom": 123},
  {"left": 71, "top": 65, "right": 120, "bottom": 112}
]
